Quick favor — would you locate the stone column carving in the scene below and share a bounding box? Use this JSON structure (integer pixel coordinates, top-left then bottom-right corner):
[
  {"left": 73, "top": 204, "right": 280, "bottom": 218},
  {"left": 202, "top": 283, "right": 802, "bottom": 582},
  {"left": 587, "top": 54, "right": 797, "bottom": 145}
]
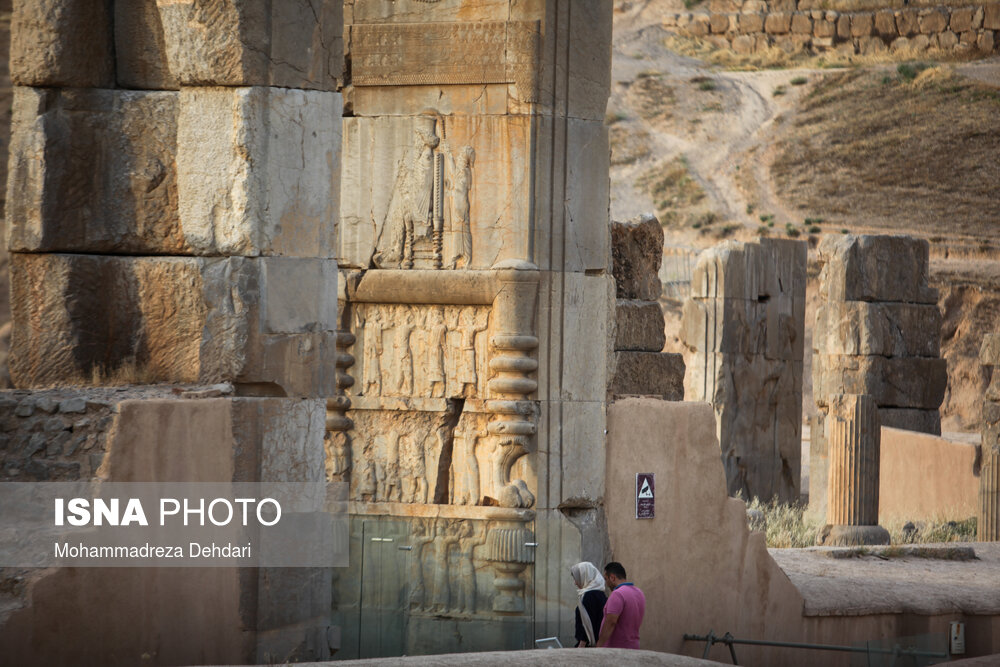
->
[
  {"left": 979, "top": 335, "right": 1000, "bottom": 542},
  {"left": 486, "top": 264, "right": 539, "bottom": 508},
  {"left": 821, "top": 394, "right": 889, "bottom": 546},
  {"left": 325, "top": 329, "right": 355, "bottom": 482},
  {"left": 484, "top": 524, "right": 535, "bottom": 614}
]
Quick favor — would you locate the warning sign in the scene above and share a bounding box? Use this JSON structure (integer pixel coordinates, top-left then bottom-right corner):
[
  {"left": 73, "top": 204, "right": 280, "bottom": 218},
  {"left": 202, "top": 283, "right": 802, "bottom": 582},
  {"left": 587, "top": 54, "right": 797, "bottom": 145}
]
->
[{"left": 636, "top": 473, "right": 654, "bottom": 519}]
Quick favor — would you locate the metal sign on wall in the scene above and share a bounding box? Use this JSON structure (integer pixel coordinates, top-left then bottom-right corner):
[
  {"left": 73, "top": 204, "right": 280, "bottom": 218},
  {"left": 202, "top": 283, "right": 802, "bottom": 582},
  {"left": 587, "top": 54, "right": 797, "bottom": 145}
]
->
[{"left": 636, "top": 473, "right": 654, "bottom": 519}]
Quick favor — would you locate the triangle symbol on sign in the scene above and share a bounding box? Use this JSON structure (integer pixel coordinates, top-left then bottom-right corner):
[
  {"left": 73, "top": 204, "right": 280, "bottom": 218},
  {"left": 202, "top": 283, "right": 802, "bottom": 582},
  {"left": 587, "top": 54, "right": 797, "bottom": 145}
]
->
[{"left": 638, "top": 479, "right": 653, "bottom": 498}]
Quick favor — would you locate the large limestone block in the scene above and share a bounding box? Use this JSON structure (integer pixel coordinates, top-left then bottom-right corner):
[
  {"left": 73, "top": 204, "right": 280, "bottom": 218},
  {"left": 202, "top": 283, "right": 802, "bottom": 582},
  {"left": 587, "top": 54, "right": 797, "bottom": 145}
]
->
[
  {"left": 609, "top": 352, "right": 684, "bottom": 400},
  {"left": 611, "top": 214, "right": 663, "bottom": 301},
  {"left": 156, "top": 0, "right": 343, "bottom": 90},
  {"left": 682, "top": 297, "right": 767, "bottom": 357},
  {"left": 115, "top": 0, "right": 178, "bottom": 90},
  {"left": 9, "top": 253, "right": 338, "bottom": 394},
  {"left": 813, "top": 354, "right": 947, "bottom": 409},
  {"left": 11, "top": 0, "right": 114, "bottom": 87},
  {"left": 177, "top": 87, "right": 342, "bottom": 257},
  {"left": 614, "top": 300, "right": 666, "bottom": 352},
  {"left": 813, "top": 301, "right": 942, "bottom": 358},
  {"left": 7, "top": 87, "right": 182, "bottom": 255},
  {"left": 817, "top": 234, "right": 937, "bottom": 304}
]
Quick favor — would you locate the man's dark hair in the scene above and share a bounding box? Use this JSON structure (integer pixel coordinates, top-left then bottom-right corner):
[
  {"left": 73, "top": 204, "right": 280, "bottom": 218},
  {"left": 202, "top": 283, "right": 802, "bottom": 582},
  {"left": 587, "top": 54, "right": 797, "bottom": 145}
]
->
[{"left": 604, "top": 561, "right": 627, "bottom": 580}]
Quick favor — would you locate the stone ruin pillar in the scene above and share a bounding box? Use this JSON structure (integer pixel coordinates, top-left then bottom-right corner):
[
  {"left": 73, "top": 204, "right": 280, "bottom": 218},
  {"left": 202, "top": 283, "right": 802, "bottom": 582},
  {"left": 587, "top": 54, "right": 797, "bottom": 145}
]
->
[
  {"left": 4, "top": 0, "right": 344, "bottom": 662},
  {"left": 810, "top": 234, "right": 945, "bottom": 520},
  {"left": 681, "top": 238, "right": 807, "bottom": 502},
  {"left": 608, "top": 214, "right": 685, "bottom": 400},
  {"left": 334, "top": 0, "right": 615, "bottom": 654},
  {"left": 979, "top": 334, "right": 1000, "bottom": 542},
  {"left": 821, "top": 394, "right": 890, "bottom": 546}
]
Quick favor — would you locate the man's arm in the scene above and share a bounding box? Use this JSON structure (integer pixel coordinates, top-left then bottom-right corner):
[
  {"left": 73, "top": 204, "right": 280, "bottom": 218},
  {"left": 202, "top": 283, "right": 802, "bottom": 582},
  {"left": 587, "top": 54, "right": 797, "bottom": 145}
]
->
[{"left": 596, "top": 612, "right": 619, "bottom": 647}]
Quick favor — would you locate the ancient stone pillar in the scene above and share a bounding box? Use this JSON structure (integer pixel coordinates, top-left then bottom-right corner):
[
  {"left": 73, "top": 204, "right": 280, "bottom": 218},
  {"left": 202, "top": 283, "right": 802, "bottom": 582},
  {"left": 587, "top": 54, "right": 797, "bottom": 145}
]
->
[
  {"left": 682, "top": 238, "right": 807, "bottom": 502},
  {"left": 979, "top": 334, "right": 1000, "bottom": 542},
  {"left": 334, "top": 0, "right": 615, "bottom": 653},
  {"left": 821, "top": 394, "right": 890, "bottom": 546},
  {"left": 810, "top": 234, "right": 946, "bottom": 519}
]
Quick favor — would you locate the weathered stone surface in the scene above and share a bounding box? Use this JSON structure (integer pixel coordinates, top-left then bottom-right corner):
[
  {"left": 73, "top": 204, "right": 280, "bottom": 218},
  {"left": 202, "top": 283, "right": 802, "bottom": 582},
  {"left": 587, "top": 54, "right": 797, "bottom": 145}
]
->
[
  {"left": 177, "top": 87, "right": 342, "bottom": 258},
  {"left": 710, "top": 13, "right": 730, "bottom": 33},
  {"left": 878, "top": 408, "right": 941, "bottom": 435},
  {"left": 919, "top": 9, "right": 948, "bottom": 34},
  {"left": 7, "top": 87, "right": 182, "bottom": 255},
  {"left": 814, "top": 19, "right": 836, "bottom": 38},
  {"left": 765, "top": 12, "right": 791, "bottom": 34},
  {"left": 739, "top": 13, "right": 765, "bottom": 33},
  {"left": 939, "top": 30, "right": 959, "bottom": 48},
  {"left": 688, "top": 15, "right": 710, "bottom": 36},
  {"left": 978, "top": 30, "right": 995, "bottom": 53},
  {"left": 115, "top": 0, "right": 178, "bottom": 90},
  {"left": 950, "top": 8, "right": 974, "bottom": 34},
  {"left": 836, "top": 14, "right": 851, "bottom": 39},
  {"left": 895, "top": 9, "right": 920, "bottom": 36},
  {"left": 813, "top": 301, "right": 941, "bottom": 358},
  {"left": 790, "top": 14, "right": 813, "bottom": 34},
  {"left": 11, "top": 0, "right": 113, "bottom": 87},
  {"left": 9, "top": 253, "right": 338, "bottom": 394},
  {"left": 986, "top": 4, "right": 1000, "bottom": 30},
  {"left": 813, "top": 354, "right": 947, "bottom": 409},
  {"left": 817, "top": 234, "right": 937, "bottom": 305},
  {"left": 851, "top": 13, "right": 873, "bottom": 37},
  {"left": 615, "top": 300, "right": 666, "bottom": 352},
  {"left": 157, "top": 0, "right": 343, "bottom": 90},
  {"left": 610, "top": 352, "right": 684, "bottom": 400},
  {"left": 612, "top": 214, "right": 664, "bottom": 301},
  {"left": 874, "top": 10, "right": 897, "bottom": 36}
]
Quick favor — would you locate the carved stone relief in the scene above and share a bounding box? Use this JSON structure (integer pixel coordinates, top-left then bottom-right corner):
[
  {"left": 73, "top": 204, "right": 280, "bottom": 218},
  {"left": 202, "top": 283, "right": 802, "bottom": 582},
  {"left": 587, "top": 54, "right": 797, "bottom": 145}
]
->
[
  {"left": 352, "top": 304, "right": 490, "bottom": 400},
  {"left": 406, "top": 517, "right": 488, "bottom": 617}
]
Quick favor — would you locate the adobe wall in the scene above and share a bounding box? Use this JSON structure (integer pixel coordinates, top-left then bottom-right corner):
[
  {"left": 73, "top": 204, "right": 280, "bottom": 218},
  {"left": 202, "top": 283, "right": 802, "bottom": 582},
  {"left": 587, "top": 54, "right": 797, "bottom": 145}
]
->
[
  {"left": 879, "top": 426, "right": 979, "bottom": 522},
  {"left": 667, "top": 2, "right": 1000, "bottom": 55}
]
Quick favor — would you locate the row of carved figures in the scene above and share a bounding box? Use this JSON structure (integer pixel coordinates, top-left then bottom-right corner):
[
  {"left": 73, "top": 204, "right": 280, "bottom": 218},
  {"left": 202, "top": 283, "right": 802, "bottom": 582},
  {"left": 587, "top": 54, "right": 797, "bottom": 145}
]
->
[{"left": 355, "top": 305, "right": 490, "bottom": 399}]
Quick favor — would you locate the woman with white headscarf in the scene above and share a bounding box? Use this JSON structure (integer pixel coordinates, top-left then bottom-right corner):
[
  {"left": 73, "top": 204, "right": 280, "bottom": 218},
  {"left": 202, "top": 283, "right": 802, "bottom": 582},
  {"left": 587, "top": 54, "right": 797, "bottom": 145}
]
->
[{"left": 570, "top": 561, "right": 607, "bottom": 647}]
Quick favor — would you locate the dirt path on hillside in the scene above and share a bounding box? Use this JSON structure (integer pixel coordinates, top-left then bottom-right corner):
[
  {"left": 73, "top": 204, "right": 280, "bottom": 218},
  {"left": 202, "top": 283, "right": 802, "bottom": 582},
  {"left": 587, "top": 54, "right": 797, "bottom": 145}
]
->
[{"left": 609, "top": 0, "right": 817, "bottom": 243}]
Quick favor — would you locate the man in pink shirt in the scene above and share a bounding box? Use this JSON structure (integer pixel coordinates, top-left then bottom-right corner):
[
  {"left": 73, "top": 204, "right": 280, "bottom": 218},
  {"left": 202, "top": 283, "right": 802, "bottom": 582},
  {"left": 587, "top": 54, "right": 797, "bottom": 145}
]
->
[{"left": 596, "top": 561, "right": 646, "bottom": 649}]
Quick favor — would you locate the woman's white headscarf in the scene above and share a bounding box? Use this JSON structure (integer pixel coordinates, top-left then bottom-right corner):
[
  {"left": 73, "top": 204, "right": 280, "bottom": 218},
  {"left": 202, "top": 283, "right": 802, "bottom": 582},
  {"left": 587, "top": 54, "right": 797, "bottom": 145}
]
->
[{"left": 570, "top": 562, "right": 605, "bottom": 645}]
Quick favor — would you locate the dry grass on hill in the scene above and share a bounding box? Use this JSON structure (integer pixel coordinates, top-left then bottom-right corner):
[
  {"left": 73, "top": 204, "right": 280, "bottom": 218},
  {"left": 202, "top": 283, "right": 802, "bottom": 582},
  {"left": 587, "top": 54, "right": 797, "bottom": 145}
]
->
[{"left": 770, "top": 66, "right": 1000, "bottom": 239}]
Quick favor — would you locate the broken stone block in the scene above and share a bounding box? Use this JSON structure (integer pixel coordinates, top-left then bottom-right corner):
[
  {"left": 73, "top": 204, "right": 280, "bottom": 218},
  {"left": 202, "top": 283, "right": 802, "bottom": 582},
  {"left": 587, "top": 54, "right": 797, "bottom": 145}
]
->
[
  {"left": 986, "top": 4, "right": 1000, "bottom": 30},
  {"left": 895, "top": 9, "right": 920, "bottom": 36},
  {"left": 851, "top": 13, "right": 874, "bottom": 37},
  {"left": 919, "top": 9, "right": 948, "bottom": 34},
  {"left": 9, "top": 253, "right": 337, "bottom": 395},
  {"left": 950, "top": 8, "right": 974, "bottom": 34},
  {"left": 7, "top": 87, "right": 182, "bottom": 255},
  {"left": 817, "top": 234, "right": 937, "bottom": 304},
  {"left": 710, "top": 13, "right": 730, "bottom": 33},
  {"left": 115, "top": 0, "right": 178, "bottom": 90},
  {"left": 790, "top": 14, "right": 813, "bottom": 34},
  {"left": 614, "top": 300, "right": 666, "bottom": 352},
  {"left": 610, "top": 352, "right": 684, "bottom": 400},
  {"left": 612, "top": 214, "right": 664, "bottom": 301},
  {"left": 739, "top": 13, "right": 764, "bottom": 33},
  {"left": 765, "top": 12, "right": 791, "bottom": 34},
  {"left": 11, "top": 0, "right": 114, "bottom": 87},
  {"left": 874, "top": 10, "right": 897, "bottom": 36},
  {"left": 682, "top": 297, "right": 767, "bottom": 357},
  {"left": 157, "top": 0, "right": 343, "bottom": 90},
  {"left": 813, "top": 301, "right": 942, "bottom": 358},
  {"left": 813, "top": 354, "right": 947, "bottom": 410},
  {"left": 177, "top": 87, "right": 342, "bottom": 258}
]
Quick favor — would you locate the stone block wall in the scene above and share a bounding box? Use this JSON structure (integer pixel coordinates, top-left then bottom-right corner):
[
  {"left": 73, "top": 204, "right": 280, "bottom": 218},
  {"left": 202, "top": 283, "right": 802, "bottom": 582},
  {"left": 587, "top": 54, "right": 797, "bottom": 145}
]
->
[
  {"left": 609, "top": 214, "right": 684, "bottom": 401},
  {"left": 6, "top": 0, "right": 343, "bottom": 396},
  {"left": 979, "top": 334, "right": 1000, "bottom": 541},
  {"left": 682, "top": 237, "right": 807, "bottom": 502},
  {"left": 666, "top": 2, "right": 1000, "bottom": 55}
]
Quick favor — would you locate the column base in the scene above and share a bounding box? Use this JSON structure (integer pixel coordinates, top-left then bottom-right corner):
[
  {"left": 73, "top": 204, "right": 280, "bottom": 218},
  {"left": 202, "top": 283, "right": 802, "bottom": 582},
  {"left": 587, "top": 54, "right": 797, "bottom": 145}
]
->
[{"left": 818, "top": 524, "right": 891, "bottom": 546}]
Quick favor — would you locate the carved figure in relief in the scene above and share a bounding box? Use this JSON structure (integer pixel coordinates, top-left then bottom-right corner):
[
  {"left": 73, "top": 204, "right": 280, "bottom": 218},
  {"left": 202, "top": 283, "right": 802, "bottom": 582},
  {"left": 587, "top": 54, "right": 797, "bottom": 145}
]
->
[
  {"left": 444, "top": 309, "right": 463, "bottom": 397},
  {"left": 446, "top": 145, "right": 475, "bottom": 269},
  {"left": 326, "top": 431, "right": 352, "bottom": 483},
  {"left": 409, "top": 519, "right": 435, "bottom": 612},
  {"left": 425, "top": 308, "right": 447, "bottom": 398},
  {"left": 455, "top": 521, "right": 479, "bottom": 614},
  {"left": 451, "top": 420, "right": 481, "bottom": 505},
  {"left": 430, "top": 519, "right": 457, "bottom": 613},
  {"left": 356, "top": 450, "right": 376, "bottom": 502},
  {"left": 458, "top": 307, "right": 485, "bottom": 396},
  {"left": 375, "top": 431, "right": 401, "bottom": 502},
  {"left": 395, "top": 307, "right": 416, "bottom": 396},
  {"left": 362, "top": 309, "right": 384, "bottom": 396},
  {"left": 372, "top": 123, "right": 440, "bottom": 269},
  {"left": 400, "top": 434, "right": 428, "bottom": 503}
]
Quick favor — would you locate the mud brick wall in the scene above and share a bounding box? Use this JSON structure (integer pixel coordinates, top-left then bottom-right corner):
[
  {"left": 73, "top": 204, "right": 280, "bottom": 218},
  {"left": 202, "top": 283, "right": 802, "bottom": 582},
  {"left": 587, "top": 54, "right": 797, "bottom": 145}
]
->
[{"left": 666, "top": 3, "right": 1000, "bottom": 55}]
